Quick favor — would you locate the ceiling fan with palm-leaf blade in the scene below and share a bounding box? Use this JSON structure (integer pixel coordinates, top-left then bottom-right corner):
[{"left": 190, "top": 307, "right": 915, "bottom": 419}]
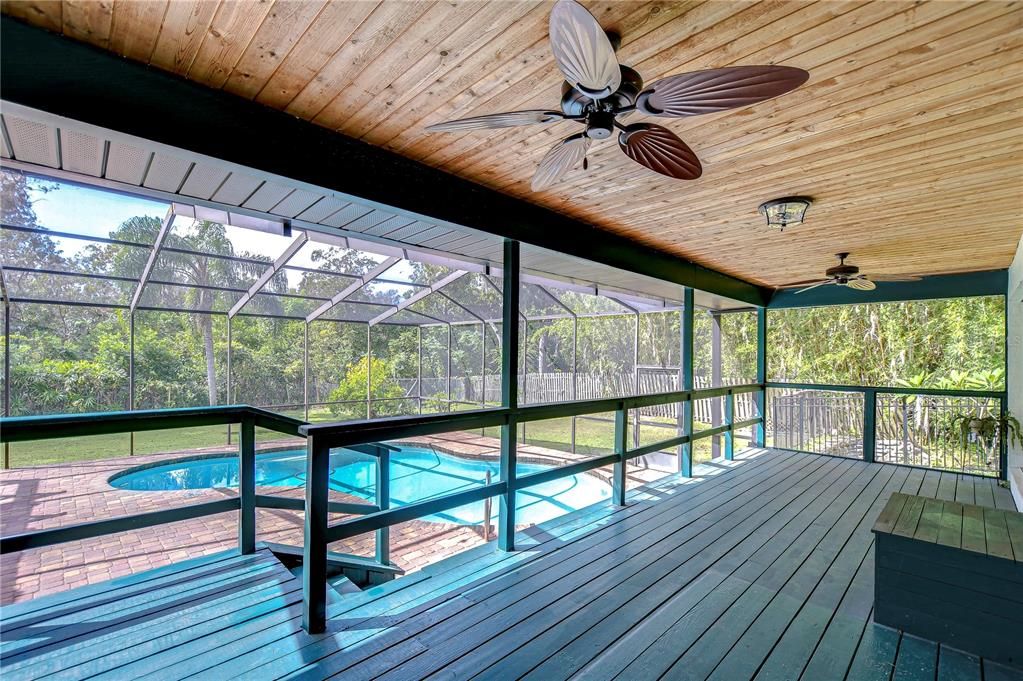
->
[
  {"left": 424, "top": 0, "right": 809, "bottom": 191},
  {"left": 779, "top": 253, "right": 923, "bottom": 294}
]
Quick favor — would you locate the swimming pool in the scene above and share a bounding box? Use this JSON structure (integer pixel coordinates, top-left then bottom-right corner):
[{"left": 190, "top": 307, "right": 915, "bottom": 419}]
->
[{"left": 109, "top": 447, "right": 611, "bottom": 526}]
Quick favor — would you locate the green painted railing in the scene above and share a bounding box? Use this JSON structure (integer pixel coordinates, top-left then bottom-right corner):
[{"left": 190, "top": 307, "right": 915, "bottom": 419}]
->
[
  {"left": 766, "top": 382, "right": 1008, "bottom": 479},
  {"left": 0, "top": 405, "right": 386, "bottom": 555},
  {"left": 297, "top": 381, "right": 765, "bottom": 632}
]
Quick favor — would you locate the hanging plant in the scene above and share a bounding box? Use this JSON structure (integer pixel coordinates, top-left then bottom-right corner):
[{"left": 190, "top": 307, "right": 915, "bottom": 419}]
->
[{"left": 948, "top": 409, "right": 1023, "bottom": 452}]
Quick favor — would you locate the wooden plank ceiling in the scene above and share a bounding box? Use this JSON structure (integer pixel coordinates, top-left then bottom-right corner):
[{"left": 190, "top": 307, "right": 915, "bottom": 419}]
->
[{"left": 3, "top": 0, "right": 1021, "bottom": 288}]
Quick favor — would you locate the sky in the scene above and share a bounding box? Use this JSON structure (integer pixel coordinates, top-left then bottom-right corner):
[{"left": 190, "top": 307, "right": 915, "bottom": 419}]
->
[{"left": 24, "top": 175, "right": 412, "bottom": 292}]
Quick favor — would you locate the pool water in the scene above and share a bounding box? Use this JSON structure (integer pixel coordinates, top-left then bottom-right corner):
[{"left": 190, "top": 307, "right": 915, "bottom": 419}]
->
[{"left": 109, "top": 447, "right": 611, "bottom": 526}]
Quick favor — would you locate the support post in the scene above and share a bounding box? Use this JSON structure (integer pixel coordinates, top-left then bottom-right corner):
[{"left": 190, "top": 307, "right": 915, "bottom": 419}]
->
[
  {"left": 302, "top": 436, "right": 329, "bottom": 634},
  {"left": 521, "top": 317, "right": 527, "bottom": 444},
  {"left": 725, "top": 391, "right": 735, "bottom": 460},
  {"left": 3, "top": 299, "right": 9, "bottom": 469},
  {"left": 128, "top": 310, "right": 135, "bottom": 457},
  {"left": 480, "top": 322, "right": 486, "bottom": 409},
  {"left": 711, "top": 311, "right": 722, "bottom": 459},
  {"left": 446, "top": 323, "right": 452, "bottom": 411},
  {"left": 226, "top": 316, "right": 232, "bottom": 446},
  {"left": 613, "top": 404, "right": 627, "bottom": 506},
  {"left": 239, "top": 413, "right": 256, "bottom": 554},
  {"left": 633, "top": 312, "right": 640, "bottom": 450},
  {"left": 863, "top": 389, "right": 877, "bottom": 463},
  {"left": 499, "top": 240, "right": 519, "bottom": 552},
  {"left": 376, "top": 447, "right": 390, "bottom": 565},
  {"left": 417, "top": 326, "right": 423, "bottom": 414},
  {"left": 571, "top": 314, "right": 578, "bottom": 454},
  {"left": 754, "top": 307, "right": 767, "bottom": 447},
  {"left": 999, "top": 395, "right": 1009, "bottom": 480},
  {"left": 303, "top": 323, "right": 310, "bottom": 421},
  {"left": 680, "top": 288, "right": 694, "bottom": 477},
  {"left": 366, "top": 323, "right": 372, "bottom": 419}
]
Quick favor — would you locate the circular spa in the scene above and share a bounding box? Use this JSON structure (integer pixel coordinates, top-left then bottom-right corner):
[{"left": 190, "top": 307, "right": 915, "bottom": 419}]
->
[{"left": 110, "top": 446, "right": 611, "bottom": 526}]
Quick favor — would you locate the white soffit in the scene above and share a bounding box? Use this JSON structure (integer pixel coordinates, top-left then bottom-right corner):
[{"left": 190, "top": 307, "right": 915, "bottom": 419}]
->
[{"left": 0, "top": 101, "right": 748, "bottom": 311}]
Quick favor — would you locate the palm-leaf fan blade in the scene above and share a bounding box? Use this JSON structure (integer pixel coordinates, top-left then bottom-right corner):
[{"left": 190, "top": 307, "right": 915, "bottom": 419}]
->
[
  {"left": 618, "top": 123, "right": 702, "bottom": 180},
  {"left": 636, "top": 65, "right": 809, "bottom": 117},
  {"left": 846, "top": 278, "right": 877, "bottom": 291},
  {"left": 532, "top": 135, "right": 591, "bottom": 191},
  {"left": 425, "top": 110, "right": 563, "bottom": 132},
  {"left": 548, "top": 0, "right": 621, "bottom": 97}
]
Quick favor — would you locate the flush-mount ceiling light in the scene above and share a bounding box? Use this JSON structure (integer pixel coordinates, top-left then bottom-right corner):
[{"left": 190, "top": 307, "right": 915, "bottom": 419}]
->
[{"left": 758, "top": 196, "right": 812, "bottom": 230}]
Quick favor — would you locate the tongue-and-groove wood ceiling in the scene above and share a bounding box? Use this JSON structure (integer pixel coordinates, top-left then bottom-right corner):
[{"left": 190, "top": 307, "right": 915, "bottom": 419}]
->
[{"left": 2, "top": 0, "right": 1021, "bottom": 288}]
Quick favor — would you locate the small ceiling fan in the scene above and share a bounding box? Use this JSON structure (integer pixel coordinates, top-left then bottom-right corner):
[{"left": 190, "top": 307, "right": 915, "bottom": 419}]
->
[
  {"left": 424, "top": 0, "right": 809, "bottom": 191},
  {"left": 779, "top": 253, "right": 923, "bottom": 294}
]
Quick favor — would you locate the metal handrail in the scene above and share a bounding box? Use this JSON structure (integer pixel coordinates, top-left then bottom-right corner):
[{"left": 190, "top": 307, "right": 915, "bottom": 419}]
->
[
  {"left": 298, "top": 381, "right": 767, "bottom": 631},
  {"left": 766, "top": 382, "right": 1008, "bottom": 475},
  {"left": 765, "top": 381, "right": 1005, "bottom": 399},
  {"left": 0, "top": 405, "right": 382, "bottom": 556}
]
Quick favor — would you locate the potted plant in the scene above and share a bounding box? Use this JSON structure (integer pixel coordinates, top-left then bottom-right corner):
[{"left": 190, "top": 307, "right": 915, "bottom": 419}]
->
[{"left": 948, "top": 408, "right": 1023, "bottom": 464}]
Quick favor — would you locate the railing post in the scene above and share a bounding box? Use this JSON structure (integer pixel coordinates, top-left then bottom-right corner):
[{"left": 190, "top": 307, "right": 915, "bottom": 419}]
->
[
  {"left": 614, "top": 403, "right": 627, "bottom": 506},
  {"left": 302, "top": 436, "right": 329, "bottom": 634},
  {"left": 724, "top": 391, "right": 734, "bottom": 460},
  {"left": 238, "top": 413, "right": 256, "bottom": 554},
  {"left": 754, "top": 307, "right": 767, "bottom": 447},
  {"left": 498, "top": 239, "right": 519, "bottom": 552},
  {"left": 680, "top": 288, "right": 694, "bottom": 477},
  {"left": 863, "top": 390, "right": 877, "bottom": 463},
  {"left": 998, "top": 394, "right": 1008, "bottom": 480},
  {"left": 376, "top": 446, "right": 390, "bottom": 566}
]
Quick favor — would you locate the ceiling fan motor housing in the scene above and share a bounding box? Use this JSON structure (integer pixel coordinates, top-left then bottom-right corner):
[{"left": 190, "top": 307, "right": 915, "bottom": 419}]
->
[{"left": 560, "top": 65, "right": 644, "bottom": 116}]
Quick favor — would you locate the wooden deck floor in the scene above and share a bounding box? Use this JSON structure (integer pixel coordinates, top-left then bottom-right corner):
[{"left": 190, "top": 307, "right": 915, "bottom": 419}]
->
[{"left": 2, "top": 448, "right": 1020, "bottom": 681}]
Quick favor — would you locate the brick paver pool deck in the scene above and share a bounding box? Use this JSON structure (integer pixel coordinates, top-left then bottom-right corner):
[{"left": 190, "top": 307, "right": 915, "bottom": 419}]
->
[{"left": 0, "top": 432, "right": 670, "bottom": 604}]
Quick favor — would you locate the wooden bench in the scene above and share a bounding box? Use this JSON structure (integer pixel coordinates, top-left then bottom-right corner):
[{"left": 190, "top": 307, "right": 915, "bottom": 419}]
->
[{"left": 872, "top": 492, "right": 1023, "bottom": 669}]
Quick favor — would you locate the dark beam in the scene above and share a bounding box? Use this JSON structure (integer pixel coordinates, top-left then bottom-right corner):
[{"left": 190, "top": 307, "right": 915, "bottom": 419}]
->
[
  {"left": 768, "top": 270, "right": 1008, "bottom": 308},
  {"left": 0, "top": 18, "right": 767, "bottom": 306}
]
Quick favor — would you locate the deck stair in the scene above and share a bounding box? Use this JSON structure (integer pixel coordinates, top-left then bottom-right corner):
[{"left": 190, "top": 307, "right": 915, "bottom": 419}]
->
[
  {"left": 0, "top": 547, "right": 303, "bottom": 679},
  {"left": 264, "top": 541, "right": 404, "bottom": 588}
]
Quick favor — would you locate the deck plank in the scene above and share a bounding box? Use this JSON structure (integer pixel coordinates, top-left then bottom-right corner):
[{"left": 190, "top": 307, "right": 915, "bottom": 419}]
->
[
  {"left": 936, "top": 646, "right": 981, "bottom": 681},
  {"left": 6, "top": 450, "right": 1023, "bottom": 681},
  {"left": 604, "top": 462, "right": 896, "bottom": 681},
  {"left": 149, "top": 452, "right": 803, "bottom": 679},
  {"left": 499, "top": 460, "right": 872, "bottom": 680},
  {"left": 891, "top": 634, "right": 938, "bottom": 681},
  {"left": 689, "top": 464, "right": 905, "bottom": 681},
  {"left": 260, "top": 452, "right": 827, "bottom": 680}
]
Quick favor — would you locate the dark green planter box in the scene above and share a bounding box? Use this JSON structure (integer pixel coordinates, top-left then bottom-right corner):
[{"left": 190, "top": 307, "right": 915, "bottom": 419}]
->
[{"left": 872, "top": 492, "right": 1023, "bottom": 669}]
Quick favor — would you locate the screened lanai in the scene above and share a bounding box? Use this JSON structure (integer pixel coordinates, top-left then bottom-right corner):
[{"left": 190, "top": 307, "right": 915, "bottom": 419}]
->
[
  {"left": 1, "top": 5, "right": 1020, "bottom": 679},
  {"left": 2, "top": 169, "right": 760, "bottom": 471}
]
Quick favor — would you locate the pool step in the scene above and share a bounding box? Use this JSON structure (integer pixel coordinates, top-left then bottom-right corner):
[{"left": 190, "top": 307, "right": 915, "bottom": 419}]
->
[{"left": 263, "top": 541, "right": 404, "bottom": 588}]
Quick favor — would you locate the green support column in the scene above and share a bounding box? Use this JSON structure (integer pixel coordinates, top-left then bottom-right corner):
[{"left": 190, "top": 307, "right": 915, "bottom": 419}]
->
[
  {"left": 680, "top": 288, "right": 694, "bottom": 477},
  {"left": 238, "top": 414, "right": 255, "bottom": 554},
  {"left": 724, "top": 392, "right": 734, "bottom": 460},
  {"left": 613, "top": 404, "right": 627, "bottom": 506},
  {"left": 755, "top": 307, "right": 767, "bottom": 447},
  {"left": 863, "top": 389, "right": 877, "bottom": 463},
  {"left": 376, "top": 447, "right": 390, "bottom": 565},
  {"left": 498, "top": 240, "right": 520, "bottom": 552},
  {"left": 302, "top": 437, "right": 329, "bottom": 633}
]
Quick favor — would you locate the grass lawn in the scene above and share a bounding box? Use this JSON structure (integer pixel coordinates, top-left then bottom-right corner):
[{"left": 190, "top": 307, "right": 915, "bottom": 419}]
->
[{"left": 5, "top": 407, "right": 747, "bottom": 468}]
